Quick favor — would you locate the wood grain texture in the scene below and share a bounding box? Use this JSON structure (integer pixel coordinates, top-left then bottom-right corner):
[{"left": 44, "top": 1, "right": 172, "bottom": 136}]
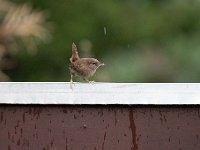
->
[{"left": 0, "top": 106, "right": 200, "bottom": 150}]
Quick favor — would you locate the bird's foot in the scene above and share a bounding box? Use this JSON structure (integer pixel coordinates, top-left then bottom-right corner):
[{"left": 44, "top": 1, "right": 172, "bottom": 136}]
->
[
  {"left": 85, "top": 79, "right": 95, "bottom": 83},
  {"left": 89, "top": 80, "right": 95, "bottom": 83},
  {"left": 70, "top": 79, "right": 75, "bottom": 89}
]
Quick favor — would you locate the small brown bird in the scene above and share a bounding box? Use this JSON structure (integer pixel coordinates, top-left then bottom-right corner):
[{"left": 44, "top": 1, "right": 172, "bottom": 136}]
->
[{"left": 69, "top": 42, "right": 104, "bottom": 85}]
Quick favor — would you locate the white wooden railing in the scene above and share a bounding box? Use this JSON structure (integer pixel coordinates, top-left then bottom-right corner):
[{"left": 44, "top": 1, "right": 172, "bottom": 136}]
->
[{"left": 0, "top": 82, "right": 199, "bottom": 104}]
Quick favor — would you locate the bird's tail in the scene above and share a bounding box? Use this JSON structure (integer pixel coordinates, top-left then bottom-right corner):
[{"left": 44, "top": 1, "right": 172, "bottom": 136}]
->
[{"left": 70, "top": 42, "right": 80, "bottom": 62}]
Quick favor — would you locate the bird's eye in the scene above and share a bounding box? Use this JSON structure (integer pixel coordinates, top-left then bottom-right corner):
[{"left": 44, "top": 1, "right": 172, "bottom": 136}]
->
[{"left": 91, "top": 62, "right": 97, "bottom": 65}]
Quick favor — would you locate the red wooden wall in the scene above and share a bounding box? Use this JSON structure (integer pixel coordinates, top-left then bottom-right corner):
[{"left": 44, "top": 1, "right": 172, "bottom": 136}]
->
[{"left": 0, "top": 105, "right": 200, "bottom": 150}]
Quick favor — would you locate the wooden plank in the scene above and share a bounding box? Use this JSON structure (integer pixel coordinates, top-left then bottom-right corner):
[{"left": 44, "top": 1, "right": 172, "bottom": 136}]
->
[
  {"left": 0, "top": 82, "right": 199, "bottom": 104},
  {"left": 0, "top": 106, "right": 200, "bottom": 150}
]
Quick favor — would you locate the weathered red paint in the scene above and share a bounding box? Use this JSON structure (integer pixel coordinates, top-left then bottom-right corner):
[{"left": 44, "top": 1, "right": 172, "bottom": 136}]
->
[{"left": 0, "top": 106, "right": 200, "bottom": 150}]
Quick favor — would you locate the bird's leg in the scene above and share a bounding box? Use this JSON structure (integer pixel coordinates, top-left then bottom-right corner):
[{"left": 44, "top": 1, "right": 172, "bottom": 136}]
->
[{"left": 70, "top": 74, "right": 75, "bottom": 89}]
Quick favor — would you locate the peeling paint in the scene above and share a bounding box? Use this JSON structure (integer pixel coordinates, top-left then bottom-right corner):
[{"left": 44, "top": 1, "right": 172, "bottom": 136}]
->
[
  {"left": 129, "top": 109, "right": 138, "bottom": 150},
  {"left": 102, "top": 132, "right": 107, "bottom": 150}
]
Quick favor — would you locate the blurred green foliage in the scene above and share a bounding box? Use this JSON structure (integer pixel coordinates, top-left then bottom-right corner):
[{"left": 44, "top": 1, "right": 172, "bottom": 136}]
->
[{"left": 8, "top": 0, "right": 200, "bottom": 82}]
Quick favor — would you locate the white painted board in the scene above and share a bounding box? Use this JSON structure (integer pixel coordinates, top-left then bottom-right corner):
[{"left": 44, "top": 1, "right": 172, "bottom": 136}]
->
[{"left": 0, "top": 82, "right": 199, "bottom": 104}]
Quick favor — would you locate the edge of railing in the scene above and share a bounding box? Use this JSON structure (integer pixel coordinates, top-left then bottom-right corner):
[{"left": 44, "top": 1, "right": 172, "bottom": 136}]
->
[{"left": 0, "top": 82, "right": 199, "bottom": 104}]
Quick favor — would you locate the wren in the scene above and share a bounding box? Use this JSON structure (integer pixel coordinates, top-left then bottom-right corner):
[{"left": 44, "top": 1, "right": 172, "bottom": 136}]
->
[{"left": 69, "top": 42, "right": 104, "bottom": 85}]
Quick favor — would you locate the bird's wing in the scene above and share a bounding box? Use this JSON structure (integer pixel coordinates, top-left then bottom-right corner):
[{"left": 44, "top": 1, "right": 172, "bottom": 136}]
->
[
  {"left": 73, "top": 60, "right": 89, "bottom": 72},
  {"left": 72, "top": 60, "right": 91, "bottom": 78}
]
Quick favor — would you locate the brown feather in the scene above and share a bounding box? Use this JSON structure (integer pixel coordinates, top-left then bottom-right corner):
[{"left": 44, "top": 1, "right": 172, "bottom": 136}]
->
[
  {"left": 69, "top": 42, "right": 104, "bottom": 81},
  {"left": 70, "top": 42, "right": 80, "bottom": 62}
]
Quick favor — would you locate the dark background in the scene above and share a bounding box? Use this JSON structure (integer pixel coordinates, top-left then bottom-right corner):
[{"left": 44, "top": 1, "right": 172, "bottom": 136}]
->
[{"left": 2, "top": 0, "right": 200, "bottom": 82}]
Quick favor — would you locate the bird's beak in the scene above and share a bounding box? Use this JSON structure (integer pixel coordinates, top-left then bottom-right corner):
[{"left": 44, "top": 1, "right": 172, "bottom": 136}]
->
[{"left": 100, "top": 63, "right": 105, "bottom": 66}]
